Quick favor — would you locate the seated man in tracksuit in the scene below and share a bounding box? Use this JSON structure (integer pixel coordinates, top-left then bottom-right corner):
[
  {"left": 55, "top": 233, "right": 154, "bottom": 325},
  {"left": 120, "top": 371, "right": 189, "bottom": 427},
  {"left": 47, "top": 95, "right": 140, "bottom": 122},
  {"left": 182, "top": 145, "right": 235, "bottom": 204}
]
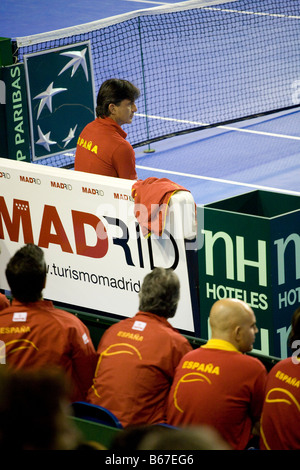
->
[{"left": 87, "top": 267, "right": 192, "bottom": 427}]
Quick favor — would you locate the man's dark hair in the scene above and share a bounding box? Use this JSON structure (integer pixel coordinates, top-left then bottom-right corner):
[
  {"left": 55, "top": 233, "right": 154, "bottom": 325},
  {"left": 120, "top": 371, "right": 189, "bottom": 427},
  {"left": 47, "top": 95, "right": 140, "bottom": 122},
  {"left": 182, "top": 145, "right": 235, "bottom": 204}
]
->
[
  {"left": 5, "top": 244, "right": 47, "bottom": 303},
  {"left": 0, "top": 367, "right": 75, "bottom": 450},
  {"left": 138, "top": 267, "right": 180, "bottom": 319},
  {"left": 96, "top": 78, "right": 140, "bottom": 118}
]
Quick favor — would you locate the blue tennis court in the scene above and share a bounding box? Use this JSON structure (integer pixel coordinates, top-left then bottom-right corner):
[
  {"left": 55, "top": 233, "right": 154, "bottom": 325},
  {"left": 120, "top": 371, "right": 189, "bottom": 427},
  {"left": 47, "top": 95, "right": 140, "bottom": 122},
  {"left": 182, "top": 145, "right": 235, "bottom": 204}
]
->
[
  {"left": 136, "top": 107, "right": 300, "bottom": 204},
  {"left": 1, "top": 0, "right": 299, "bottom": 205}
]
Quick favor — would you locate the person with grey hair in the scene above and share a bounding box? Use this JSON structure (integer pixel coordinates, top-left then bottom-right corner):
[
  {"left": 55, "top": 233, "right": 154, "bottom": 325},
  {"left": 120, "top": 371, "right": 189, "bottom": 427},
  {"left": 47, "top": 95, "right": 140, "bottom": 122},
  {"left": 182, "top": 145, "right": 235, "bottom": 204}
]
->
[
  {"left": 87, "top": 267, "right": 192, "bottom": 427},
  {"left": 75, "top": 78, "right": 140, "bottom": 179}
]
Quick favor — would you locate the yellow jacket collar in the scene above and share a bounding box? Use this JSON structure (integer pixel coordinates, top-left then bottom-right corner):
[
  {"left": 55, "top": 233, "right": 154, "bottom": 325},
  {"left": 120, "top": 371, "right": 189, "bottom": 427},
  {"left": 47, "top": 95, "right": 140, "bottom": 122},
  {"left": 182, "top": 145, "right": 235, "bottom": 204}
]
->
[{"left": 201, "top": 338, "right": 240, "bottom": 353}]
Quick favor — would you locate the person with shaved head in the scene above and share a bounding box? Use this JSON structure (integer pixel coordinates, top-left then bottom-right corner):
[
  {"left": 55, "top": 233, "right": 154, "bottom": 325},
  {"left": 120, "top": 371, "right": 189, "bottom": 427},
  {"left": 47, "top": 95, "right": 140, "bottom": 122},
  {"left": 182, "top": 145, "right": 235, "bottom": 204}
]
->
[{"left": 167, "top": 298, "right": 267, "bottom": 450}]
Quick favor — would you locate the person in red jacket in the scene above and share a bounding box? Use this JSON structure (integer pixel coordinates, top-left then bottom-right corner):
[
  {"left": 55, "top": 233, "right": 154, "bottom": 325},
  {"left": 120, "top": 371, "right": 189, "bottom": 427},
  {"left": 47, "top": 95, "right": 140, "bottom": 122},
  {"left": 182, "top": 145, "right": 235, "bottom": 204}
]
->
[
  {"left": 260, "top": 307, "right": 300, "bottom": 450},
  {"left": 75, "top": 78, "right": 140, "bottom": 179},
  {"left": 87, "top": 267, "right": 192, "bottom": 427},
  {"left": 0, "top": 244, "right": 98, "bottom": 402},
  {"left": 167, "top": 298, "right": 267, "bottom": 450}
]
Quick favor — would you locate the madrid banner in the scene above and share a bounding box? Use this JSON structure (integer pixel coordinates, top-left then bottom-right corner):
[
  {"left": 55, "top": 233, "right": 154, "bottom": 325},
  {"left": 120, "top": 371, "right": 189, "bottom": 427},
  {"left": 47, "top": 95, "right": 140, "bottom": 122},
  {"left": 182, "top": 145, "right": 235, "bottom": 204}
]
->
[{"left": 0, "top": 158, "right": 199, "bottom": 335}]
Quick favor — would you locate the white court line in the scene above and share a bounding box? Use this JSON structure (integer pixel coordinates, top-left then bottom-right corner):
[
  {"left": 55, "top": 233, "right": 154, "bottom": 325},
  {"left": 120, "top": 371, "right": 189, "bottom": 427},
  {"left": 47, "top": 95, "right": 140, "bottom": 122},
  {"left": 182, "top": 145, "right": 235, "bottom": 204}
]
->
[
  {"left": 136, "top": 164, "right": 300, "bottom": 197},
  {"left": 126, "top": 0, "right": 300, "bottom": 20},
  {"left": 136, "top": 113, "right": 300, "bottom": 141},
  {"left": 126, "top": 1, "right": 300, "bottom": 19},
  {"left": 126, "top": 0, "right": 170, "bottom": 4},
  {"left": 205, "top": 7, "right": 300, "bottom": 20}
]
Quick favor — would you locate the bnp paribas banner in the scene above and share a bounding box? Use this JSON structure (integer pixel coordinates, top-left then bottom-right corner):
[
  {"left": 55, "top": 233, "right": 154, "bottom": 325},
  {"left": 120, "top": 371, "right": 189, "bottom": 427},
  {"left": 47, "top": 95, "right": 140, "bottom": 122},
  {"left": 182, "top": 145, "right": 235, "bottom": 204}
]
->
[
  {"left": 0, "top": 158, "right": 198, "bottom": 336},
  {"left": 198, "top": 190, "right": 300, "bottom": 359},
  {"left": 0, "top": 63, "right": 31, "bottom": 162},
  {"left": 23, "top": 41, "right": 95, "bottom": 160}
]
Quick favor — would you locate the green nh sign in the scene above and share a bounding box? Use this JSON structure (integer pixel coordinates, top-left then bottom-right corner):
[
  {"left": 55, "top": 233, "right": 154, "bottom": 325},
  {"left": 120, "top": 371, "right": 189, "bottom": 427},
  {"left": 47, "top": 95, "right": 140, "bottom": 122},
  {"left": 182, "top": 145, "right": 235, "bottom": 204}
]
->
[{"left": 198, "top": 190, "right": 300, "bottom": 359}]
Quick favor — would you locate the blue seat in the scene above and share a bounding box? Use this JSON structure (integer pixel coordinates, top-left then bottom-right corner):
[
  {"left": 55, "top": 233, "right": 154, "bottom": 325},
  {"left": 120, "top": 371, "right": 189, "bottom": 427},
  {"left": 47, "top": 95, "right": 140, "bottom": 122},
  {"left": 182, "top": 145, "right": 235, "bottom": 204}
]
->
[{"left": 71, "top": 401, "right": 123, "bottom": 429}]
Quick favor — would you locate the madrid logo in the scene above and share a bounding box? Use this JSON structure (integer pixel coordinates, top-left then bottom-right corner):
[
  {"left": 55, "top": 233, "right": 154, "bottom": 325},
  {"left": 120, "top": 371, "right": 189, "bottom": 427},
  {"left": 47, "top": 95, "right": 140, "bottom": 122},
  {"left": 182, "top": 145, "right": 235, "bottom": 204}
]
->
[{"left": 23, "top": 41, "right": 95, "bottom": 161}]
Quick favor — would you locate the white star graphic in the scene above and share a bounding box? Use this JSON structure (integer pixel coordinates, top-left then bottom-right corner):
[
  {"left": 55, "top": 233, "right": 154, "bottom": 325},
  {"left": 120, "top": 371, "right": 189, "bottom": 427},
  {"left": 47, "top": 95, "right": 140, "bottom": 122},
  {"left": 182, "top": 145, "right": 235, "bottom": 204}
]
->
[
  {"left": 62, "top": 124, "right": 78, "bottom": 148},
  {"left": 34, "top": 82, "right": 67, "bottom": 119},
  {"left": 36, "top": 125, "right": 57, "bottom": 152},
  {"left": 58, "top": 48, "right": 88, "bottom": 81}
]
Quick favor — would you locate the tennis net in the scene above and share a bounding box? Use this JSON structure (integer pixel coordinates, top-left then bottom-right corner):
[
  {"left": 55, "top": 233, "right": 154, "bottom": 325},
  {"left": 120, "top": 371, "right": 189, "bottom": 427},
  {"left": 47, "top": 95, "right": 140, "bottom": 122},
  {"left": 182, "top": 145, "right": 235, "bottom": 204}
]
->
[{"left": 14, "top": 0, "right": 300, "bottom": 166}]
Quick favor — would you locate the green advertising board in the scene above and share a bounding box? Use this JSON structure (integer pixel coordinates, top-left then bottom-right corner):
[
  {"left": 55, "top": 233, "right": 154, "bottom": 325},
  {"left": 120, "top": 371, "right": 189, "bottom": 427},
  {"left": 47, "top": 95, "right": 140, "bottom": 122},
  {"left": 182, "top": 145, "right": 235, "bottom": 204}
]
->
[
  {"left": 0, "top": 37, "right": 13, "bottom": 66},
  {"left": 23, "top": 41, "right": 95, "bottom": 161},
  {"left": 0, "top": 39, "right": 30, "bottom": 161},
  {"left": 0, "top": 63, "right": 31, "bottom": 162},
  {"left": 198, "top": 190, "right": 300, "bottom": 359}
]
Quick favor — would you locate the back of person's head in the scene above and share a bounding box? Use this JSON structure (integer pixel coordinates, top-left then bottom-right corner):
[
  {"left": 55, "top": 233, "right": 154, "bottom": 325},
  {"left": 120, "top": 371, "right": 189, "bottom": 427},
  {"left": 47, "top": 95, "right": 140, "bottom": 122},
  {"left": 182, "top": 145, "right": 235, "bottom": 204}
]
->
[
  {"left": 110, "top": 424, "right": 231, "bottom": 450},
  {"left": 0, "top": 367, "right": 79, "bottom": 450},
  {"left": 208, "top": 298, "right": 257, "bottom": 353},
  {"left": 5, "top": 243, "right": 46, "bottom": 302},
  {"left": 96, "top": 78, "right": 140, "bottom": 118},
  {"left": 289, "top": 306, "right": 300, "bottom": 347},
  {"left": 137, "top": 426, "right": 231, "bottom": 450},
  {"left": 110, "top": 424, "right": 157, "bottom": 451},
  {"left": 138, "top": 267, "right": 180, "bottom": 319}
]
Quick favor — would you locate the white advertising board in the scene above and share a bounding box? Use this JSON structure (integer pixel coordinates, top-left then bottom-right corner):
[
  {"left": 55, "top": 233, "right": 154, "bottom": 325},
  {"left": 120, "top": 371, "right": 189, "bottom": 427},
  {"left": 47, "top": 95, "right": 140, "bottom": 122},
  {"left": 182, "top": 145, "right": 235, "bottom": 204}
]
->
[{"left": 0, "top": 158, "right": 198, "bottom": 334}]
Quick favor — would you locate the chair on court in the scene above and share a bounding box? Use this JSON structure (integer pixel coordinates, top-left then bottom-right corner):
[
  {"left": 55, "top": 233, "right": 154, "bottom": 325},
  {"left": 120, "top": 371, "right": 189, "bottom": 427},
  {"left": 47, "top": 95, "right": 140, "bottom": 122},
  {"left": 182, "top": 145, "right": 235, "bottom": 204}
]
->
[{"left": 71, "top": 401, "right": 123, "bottom": 429}]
